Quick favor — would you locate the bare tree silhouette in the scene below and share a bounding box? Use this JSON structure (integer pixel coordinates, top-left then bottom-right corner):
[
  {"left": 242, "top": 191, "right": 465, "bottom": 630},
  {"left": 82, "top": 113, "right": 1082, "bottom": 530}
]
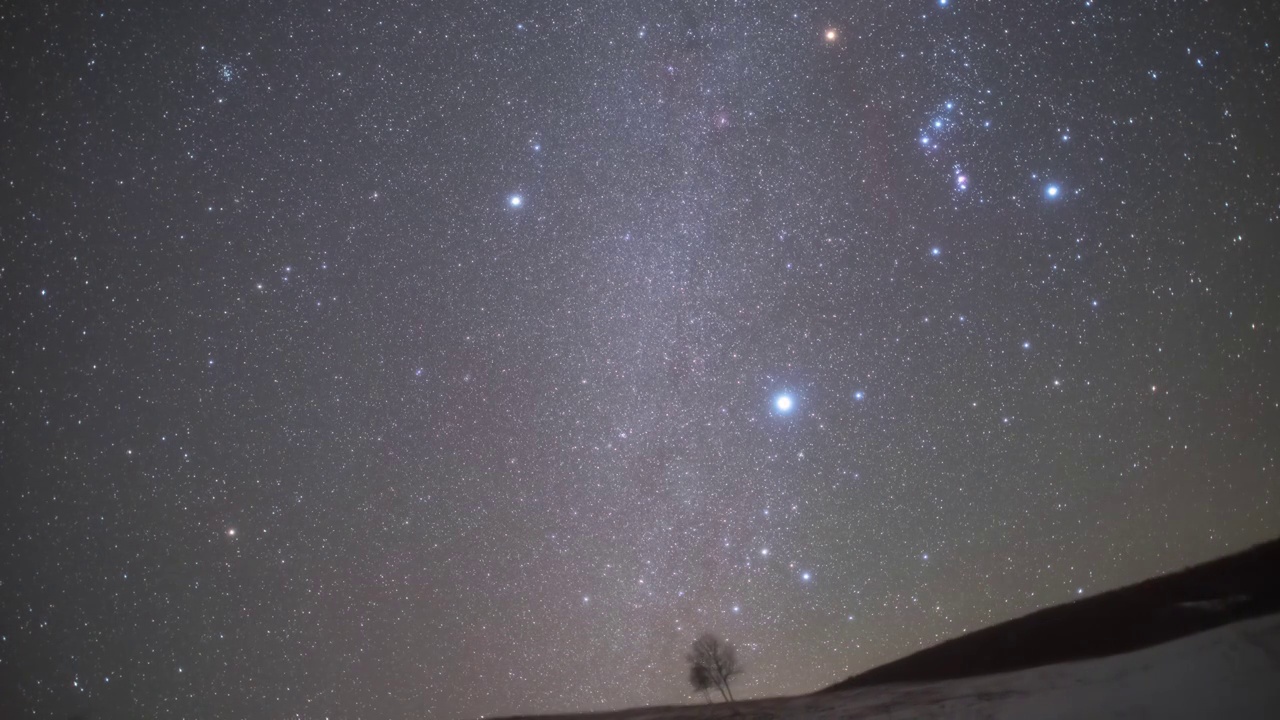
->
[
  {"left": 688, "top": 663, "right": 714, "bottom": 703},
  {"left": 686, "top": 632, "right": 742, "bottom": 702}
]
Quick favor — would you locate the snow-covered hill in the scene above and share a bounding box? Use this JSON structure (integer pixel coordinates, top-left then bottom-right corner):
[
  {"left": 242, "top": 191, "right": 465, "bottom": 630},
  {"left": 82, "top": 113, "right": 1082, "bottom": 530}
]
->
[{"left": 502, "top": 612, "right": 1280, "bottom": 720}]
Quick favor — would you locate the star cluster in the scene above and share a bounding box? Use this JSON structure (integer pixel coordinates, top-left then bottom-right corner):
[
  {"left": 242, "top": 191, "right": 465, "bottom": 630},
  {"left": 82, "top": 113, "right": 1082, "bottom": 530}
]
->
[{"left": 2, "top": 2, "right": 1278, "bottom": 719}]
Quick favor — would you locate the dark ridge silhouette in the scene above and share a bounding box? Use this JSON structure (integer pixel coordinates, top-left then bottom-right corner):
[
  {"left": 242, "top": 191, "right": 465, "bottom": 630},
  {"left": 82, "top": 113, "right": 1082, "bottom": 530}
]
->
[{"left": 822, "top": 537, "right": 1280, "bottom": 693}]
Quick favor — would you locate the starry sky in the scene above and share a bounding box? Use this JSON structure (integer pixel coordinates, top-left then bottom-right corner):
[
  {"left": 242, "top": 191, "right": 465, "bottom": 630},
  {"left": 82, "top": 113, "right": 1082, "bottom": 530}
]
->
[{"left": 3, "top": 1, "right": 1279, "bottom": 718}]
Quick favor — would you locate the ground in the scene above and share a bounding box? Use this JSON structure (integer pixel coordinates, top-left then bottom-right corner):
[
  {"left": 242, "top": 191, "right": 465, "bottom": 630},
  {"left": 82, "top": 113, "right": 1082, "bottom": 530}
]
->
[{"left": 500, "top": 612, "right": 1280, "bottom": 720}]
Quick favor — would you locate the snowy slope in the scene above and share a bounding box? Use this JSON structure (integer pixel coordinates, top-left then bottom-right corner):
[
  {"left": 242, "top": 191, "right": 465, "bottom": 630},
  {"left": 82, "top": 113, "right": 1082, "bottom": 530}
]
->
[{"left": 502, "top": 612, "right": 1280, "bottom": 720}]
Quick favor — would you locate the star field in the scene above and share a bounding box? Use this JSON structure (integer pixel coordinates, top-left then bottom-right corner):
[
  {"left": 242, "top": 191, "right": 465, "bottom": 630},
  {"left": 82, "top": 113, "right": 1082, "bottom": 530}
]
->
[{"left": 2, "top": 2, "right": 1279, "bottom": 719}]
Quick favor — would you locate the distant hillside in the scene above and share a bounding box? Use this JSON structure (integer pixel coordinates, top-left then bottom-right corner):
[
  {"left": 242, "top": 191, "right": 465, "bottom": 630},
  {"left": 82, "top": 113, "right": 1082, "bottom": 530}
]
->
[
  {"left": 495, "top": 612, "right": 1280, "bottom": 720},
  {"left": 823, "top": 537, "right": 1280, "bottom": 693}
]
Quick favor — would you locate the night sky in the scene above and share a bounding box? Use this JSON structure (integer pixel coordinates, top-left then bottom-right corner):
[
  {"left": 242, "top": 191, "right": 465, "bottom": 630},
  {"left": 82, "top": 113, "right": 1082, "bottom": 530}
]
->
[{"left": 3, "top": 1, "right": 1279, "bottom": 718}]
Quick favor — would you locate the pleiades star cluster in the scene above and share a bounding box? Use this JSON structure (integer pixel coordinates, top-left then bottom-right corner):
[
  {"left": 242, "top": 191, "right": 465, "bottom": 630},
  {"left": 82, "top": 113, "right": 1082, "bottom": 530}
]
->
[{"left": 2, "top": 2, "right": 1278, "bottom": 718}]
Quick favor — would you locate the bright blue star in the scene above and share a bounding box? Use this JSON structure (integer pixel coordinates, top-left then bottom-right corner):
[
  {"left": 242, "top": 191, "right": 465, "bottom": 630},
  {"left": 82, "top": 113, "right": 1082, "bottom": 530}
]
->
[
  {"left": 775, "top": 394, "right": 794, "bottom": 413},
  {"left": 938, "top": 0, "right": 949, "bottom": 6},
  {"left": 508, "top": 194, "right": 523, "bottom": 207},
  {"left": 931, "top": 247, "right": 942, "bottom": 257},
  {"left": 1045, "top": 184, "right": 1060, "bottom": 198},
  {"left": 920, "top": 136, "right": 931, "bottom": 146},
  {"left": 853, "top": 390, "right": 865, "bottom": 401}
]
